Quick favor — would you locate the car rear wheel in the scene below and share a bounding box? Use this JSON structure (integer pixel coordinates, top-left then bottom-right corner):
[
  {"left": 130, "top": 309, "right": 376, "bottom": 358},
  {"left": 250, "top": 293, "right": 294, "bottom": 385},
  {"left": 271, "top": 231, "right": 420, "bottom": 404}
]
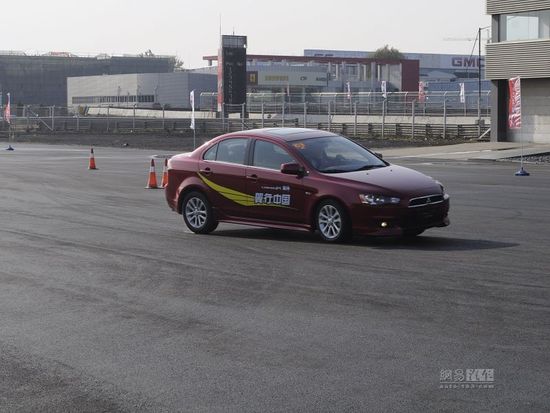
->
[
  {"left": 182, "top": 191, "right": 218, "bottom": 234},
  {"left": 316, "top": 200, "right": 351, "bottom": 243}
]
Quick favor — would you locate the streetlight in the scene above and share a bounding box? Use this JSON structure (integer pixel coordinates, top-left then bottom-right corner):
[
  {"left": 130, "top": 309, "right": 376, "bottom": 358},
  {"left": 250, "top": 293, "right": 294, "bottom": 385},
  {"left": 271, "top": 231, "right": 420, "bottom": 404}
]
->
[{"left": 477, "top": 26, "right": 491, "bottom": 135}]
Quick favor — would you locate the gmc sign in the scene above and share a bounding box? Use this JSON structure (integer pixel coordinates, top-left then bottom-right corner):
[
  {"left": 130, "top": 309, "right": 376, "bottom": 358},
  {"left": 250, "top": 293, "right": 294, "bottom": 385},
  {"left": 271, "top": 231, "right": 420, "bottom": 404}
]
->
[{"left": 452, "top": 57, "right": 484, "bottom": 68}]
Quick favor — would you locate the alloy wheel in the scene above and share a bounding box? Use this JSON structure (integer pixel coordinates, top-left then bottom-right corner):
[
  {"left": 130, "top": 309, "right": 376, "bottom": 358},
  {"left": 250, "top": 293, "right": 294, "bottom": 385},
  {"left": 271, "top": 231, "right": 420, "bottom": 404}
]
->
[
  {"left": 185, "top": 197, "right": 207, "bottom": 229},
  {"left": 318, "top": 204, "right": 342, "bottom": 240}
]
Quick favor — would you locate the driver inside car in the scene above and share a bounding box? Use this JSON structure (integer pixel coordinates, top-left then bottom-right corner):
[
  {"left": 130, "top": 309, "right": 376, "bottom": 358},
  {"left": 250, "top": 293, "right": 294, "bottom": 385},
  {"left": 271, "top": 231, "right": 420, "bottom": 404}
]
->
[{"left": 303, "top": 142, "right": 347, "bottom": 171}]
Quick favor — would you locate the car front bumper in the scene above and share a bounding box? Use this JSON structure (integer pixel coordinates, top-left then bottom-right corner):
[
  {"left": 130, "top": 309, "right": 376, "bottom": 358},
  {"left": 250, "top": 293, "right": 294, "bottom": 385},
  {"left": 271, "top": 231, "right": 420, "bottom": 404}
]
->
[{"left": 350, "top": 197, "right": 450, "bottom": 236}]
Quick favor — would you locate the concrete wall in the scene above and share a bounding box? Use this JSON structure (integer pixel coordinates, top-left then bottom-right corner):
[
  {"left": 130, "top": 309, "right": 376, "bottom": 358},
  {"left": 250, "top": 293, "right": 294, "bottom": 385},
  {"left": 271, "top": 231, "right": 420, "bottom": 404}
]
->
[{"left": 508, "top": 78, "right": 550, "bottom": 143}]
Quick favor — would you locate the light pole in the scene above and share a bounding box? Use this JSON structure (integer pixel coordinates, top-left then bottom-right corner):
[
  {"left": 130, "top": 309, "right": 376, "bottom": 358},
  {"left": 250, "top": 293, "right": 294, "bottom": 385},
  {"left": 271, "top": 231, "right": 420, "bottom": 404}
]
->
[
  {"left": 478, "top": 27, "right": 482, "bottom": 132},
  {"left": 477, "top": 26, "right": 490, "bottom": 136}
]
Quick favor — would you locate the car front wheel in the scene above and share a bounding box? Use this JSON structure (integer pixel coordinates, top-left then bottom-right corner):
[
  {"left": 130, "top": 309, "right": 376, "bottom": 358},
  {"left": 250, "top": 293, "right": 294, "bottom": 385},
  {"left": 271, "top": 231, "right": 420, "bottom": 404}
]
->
[
  {"left": 316, "top": 200, "right": 351, "bottom": 243},
  {"left": 182, "top": 191, "right": 218, "bottom": 234}
]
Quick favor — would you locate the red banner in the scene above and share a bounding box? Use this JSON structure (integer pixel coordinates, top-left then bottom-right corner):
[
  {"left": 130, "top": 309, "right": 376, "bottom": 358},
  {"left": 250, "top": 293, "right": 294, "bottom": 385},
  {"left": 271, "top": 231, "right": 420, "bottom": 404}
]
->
[
  {"left": 3, "top": 93, "right": 10, "bottom": 124},
  {"left": 508, "top": 77, "right": 522, "bottom": 130}
]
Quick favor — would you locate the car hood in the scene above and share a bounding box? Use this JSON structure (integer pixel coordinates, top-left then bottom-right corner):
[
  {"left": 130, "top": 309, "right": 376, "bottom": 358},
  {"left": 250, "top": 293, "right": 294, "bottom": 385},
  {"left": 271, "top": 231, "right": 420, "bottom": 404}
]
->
[{"left": 331, "top": 165, "right": 441, "bottom": 195}]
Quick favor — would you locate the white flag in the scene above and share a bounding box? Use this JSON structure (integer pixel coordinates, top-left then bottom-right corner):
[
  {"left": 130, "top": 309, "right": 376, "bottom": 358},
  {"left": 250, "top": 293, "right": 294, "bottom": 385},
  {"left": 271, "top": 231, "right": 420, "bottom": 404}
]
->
[
  {"left": 190, "top": 90, "right": 195, "bottom": 130},
  {"left": 381, "top": 81, "right": 387, "bottom": 99},
  {"left": 418, "top": 81, "right": 426, "bottom": 103},
  {"left": 346, "top": 82, "right": 351, "bottom": 100},
  {"left": 459, "top": 83, "right": 465, "bottom": 104}
]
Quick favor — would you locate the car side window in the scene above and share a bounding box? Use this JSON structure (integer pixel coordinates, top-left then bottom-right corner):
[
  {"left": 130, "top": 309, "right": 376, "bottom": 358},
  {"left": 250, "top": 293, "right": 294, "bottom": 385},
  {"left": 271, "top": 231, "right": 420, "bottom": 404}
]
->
[
  {"left": 215, "top": 139, "right": 248, "bottom": 165},
  {"left": 253, "top": 140, "right": 294, "bottom": 170},
  {"left": 203, "top": 144, "right": 218, "bottom": 161}
]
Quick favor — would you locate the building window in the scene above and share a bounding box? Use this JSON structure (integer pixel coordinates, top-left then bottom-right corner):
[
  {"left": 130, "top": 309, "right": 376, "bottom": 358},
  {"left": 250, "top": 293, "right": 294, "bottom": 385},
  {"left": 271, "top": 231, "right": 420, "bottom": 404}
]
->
[
  {"left": 71, "top": 95, "right": 155, "bottom": 105},
  {"left": 500, "top": 10, "right": 550, "bottom": 42}
]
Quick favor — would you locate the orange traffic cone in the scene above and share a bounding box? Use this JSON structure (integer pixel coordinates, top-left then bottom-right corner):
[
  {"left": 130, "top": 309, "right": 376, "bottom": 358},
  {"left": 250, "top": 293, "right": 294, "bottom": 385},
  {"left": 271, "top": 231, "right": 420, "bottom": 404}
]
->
[
  {"left": 145, "top": 159, "right": 159, "bottom": 189},
  {"left": 161, "top": 158, "right": 169, "bottom": 188},
  {"left": 88, "top": 147, "right": 97, "bottom": 170}
]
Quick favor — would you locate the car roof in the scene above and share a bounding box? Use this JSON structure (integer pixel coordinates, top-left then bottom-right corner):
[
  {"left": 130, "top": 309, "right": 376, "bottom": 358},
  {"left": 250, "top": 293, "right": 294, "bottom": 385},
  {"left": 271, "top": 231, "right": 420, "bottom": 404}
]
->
[{"left": 220, "top": 128, "right": 338, "bottom": 142}]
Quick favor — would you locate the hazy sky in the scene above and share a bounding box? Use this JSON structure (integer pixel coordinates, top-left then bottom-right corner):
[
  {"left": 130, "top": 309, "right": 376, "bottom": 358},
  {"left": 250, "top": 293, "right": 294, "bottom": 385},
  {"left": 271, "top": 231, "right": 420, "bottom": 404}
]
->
[{"left": 4, "top": 0, "right": 490, "bottom": 67}]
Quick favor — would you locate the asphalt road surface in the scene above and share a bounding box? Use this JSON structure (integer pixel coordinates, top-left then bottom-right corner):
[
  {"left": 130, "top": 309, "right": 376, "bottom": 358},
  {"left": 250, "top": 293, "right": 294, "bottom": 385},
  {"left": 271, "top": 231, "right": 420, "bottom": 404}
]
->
[{"left": 1, "top": 143, "right": 549, "bottom": 412}]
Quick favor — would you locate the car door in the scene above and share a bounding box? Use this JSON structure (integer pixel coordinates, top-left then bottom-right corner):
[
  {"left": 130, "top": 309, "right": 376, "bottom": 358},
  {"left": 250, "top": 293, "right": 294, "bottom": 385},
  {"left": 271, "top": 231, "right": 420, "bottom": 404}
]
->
[
  {"left": 198, "top": 137, "right": 250, "bottom": 218},
  {"left": 245, "top": 139, "right": 307, "bottom": 224}
]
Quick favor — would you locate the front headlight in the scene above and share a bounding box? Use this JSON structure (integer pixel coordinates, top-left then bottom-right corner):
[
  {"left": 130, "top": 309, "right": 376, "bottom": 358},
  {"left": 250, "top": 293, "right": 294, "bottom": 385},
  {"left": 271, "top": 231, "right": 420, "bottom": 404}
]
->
[
  {"left": 359, "top": 194, "right": 401, "bottom": 206},
  {"left": 435, "top": 180, "right": 445, "bottom": 194}
]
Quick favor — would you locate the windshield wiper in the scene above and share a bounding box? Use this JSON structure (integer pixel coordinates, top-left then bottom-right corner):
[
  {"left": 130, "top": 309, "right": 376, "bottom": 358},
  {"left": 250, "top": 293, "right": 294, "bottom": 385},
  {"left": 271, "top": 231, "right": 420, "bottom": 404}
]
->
[
  {"left": 319, "top": 168, "right": 351, "bottom": 174},
  {"left": 352, "top": 164, "right": 386, "bottom": 172},
  {"left": 319, "top": 164, "right": 386, "bottom": 174}
]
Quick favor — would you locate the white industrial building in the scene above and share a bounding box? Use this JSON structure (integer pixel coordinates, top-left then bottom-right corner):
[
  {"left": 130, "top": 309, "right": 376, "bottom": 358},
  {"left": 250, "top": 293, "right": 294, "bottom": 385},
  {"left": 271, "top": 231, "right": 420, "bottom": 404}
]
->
[{"left": 67, "top": 72, "right": 216, "bottom": 110}]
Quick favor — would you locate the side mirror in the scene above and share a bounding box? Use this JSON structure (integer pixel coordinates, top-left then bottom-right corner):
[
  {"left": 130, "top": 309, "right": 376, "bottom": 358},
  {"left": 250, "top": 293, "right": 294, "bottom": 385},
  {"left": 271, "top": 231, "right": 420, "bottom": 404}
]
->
[
  {"left": 374, "top": 152, "right": 383, "bottom": 159},
  {"left": 281, "top": 162, "right": 305, "bottom": 176}
]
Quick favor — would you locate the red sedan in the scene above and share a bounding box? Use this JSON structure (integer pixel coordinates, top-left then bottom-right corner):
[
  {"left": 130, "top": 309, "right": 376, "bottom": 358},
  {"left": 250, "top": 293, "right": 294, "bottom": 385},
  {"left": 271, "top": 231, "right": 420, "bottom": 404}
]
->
[{"left": 165, "top": 128, "right": 450, "bottom": 242}]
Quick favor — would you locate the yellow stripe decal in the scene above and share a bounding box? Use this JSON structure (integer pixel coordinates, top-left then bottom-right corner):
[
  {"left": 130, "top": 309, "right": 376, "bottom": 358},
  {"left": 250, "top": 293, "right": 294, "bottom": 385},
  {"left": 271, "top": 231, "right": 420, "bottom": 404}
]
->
[
  {"left": 199, "top": 173, "right": 254, "bottom": 206},
  {"left": 198, "top": 173, "right": 291, "bottom": 209}
]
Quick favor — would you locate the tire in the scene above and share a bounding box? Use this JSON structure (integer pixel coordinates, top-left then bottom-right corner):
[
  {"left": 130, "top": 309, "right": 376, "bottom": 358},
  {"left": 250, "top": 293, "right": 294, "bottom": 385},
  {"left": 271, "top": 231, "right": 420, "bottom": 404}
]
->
[
  {"left": 403, "top": 229, "right": 424, "bottom": 238},
  {"left": 316, "top": 199, "right": 352, "bottom": 243},
  {"left": 182, "top": 191, "right": 218, "bottom": 234}
]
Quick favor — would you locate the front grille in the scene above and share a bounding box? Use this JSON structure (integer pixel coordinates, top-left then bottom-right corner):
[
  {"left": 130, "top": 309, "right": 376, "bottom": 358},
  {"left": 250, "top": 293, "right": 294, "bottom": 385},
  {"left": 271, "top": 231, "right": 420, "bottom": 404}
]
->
[
  {"left": 402, "top": 207, "right": 446, "bottom": 228},
  {"left": 409, "top": 194, "right": 444, "bottom": 208}
]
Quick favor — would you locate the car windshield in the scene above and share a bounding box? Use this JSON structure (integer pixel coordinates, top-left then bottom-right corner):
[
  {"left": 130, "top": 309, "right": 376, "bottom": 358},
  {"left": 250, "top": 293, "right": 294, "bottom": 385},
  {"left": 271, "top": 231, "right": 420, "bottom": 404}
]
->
[{"left": 291, "top": 135, "right": 387, "bottom": 173}]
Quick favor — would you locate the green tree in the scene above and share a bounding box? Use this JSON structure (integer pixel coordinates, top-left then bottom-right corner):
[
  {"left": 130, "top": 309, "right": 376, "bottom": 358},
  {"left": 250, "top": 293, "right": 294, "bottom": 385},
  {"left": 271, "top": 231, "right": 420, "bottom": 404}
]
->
[{"left": 372, "top": 45, "right": 405, "bottom": 60}]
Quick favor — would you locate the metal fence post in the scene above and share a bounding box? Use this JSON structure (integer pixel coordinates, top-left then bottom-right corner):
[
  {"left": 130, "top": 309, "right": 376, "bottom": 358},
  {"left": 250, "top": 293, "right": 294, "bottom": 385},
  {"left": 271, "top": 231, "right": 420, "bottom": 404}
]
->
[
  {"left": 354, "top": 102, "right": 358, "bottom": 137},
  {"left": 367, "top": 92, "right": 371, "bottom": 115},
  {"left": 282, "top": 100, "right": 285, "bottom": 128},
  {"left": 162, "top": 105, "right": 165, "bottom": 130},
  {"left": 443, "top": 94, "right": 447, "bottom": 139},
  {"left": 222, "top": 103, "right": 225, "bottom": 132},
  {"left": 241, "top": 103, "right": 245, "bottom": 131},
  {"left": 303, "top": 102, "right": 307, "bottom": 128},
  {"left": 477, "top": 89, "right": 482, "bottom": 137},
  {"left": 107, "top": 106, "right": 110, "bottom": 132},
  {"left": 261, "top": 103, "right": 265, "bottom": 128},
  {"left": 412, "top": 100, "right": 416, "bottom": 140},
  {"left": 76, "top": 111, "right": 80, "bottom": 132},
  {"left": 51, "top": 106, "right": 55, "bottom": 132},
  {"left": 132, "top": 104, "right": 136, "bottom": 131},
  {"left": 328, "top": 101, "right": 331, "bottom": 131},
  {"left": 382, "top": 100, "right": 386, "bottom": 139}
]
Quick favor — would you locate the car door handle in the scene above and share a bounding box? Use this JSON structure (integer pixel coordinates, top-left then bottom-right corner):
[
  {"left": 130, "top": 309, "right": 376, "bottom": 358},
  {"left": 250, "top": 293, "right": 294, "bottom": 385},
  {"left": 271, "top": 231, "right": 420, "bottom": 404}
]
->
[
  {"left": 200, "top": 167, "right": 212, "bottom": 176},
  {"left": 246, "top": 174, "right": 258, "bottom": 182}
]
